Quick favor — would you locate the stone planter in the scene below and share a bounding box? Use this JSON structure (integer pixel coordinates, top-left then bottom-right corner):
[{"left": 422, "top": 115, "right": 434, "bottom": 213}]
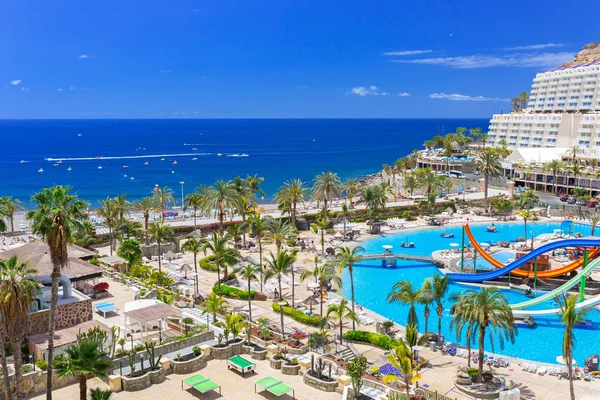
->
[
  {"left": 121, "top": 372, "right": 152, "bottom": 392},
  {"left": 269, "top": 357, "right": 283, "bottom": 370},
  {"left": 171, "top": 353, "right": 207, "bottom": 374},
  {"left": 211, "top": 344, "right": 233, "bottom": 360},
  {"left": 303, "top": 372, "right": 338, "bottom": 392},
  {"left": 230, "top": 340, "right": 244, "bottom": 355},
  {"left": 251, "top": 349, "right": 267, "bottom": 360},
  {"left": 242, "top": 345, "right": 253, "bottom": 355},
  {"left": 287, "top": 344, "right": 309, "bottom": 355},
  {"left": 281, "top": 363, "right": 300, "bottom": 375},
  {"left": 148, "top": 367, "right": 165, "bottom": 384}
]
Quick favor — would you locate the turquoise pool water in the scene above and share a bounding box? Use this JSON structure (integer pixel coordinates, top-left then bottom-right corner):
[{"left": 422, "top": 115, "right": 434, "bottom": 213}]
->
[{"left": 342, "top": 221, "right": 600, "bottom": 364}]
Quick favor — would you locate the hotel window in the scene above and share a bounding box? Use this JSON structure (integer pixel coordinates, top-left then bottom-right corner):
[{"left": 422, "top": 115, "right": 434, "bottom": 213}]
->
[
  {"left": 558, "top": 103, "right": 565, "bottom": 107},
  {"left": 569, "top": 102, "right": 578, "bottom": 107},
  {"left": 579, "top": 140, "right": 590, "bottom": 145},
  {"left": 583, "top": 102, "right": 592, "bottom": 107},
  {"left": 570, "top": 96, "right": 579, "bottom": 100},
  {"left": 584, "top": 95, "right": 594, "bottom": 99}
]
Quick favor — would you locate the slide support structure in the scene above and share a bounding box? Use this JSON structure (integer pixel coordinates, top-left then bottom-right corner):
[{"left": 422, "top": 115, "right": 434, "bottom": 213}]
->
[
  {"left": 581, "top": 250, "right": 589, "bottom": 302},
  {"left": 534, "top": 258, "right": 538, "bottom": 294},
  {"left": 461, "top": 227, "right": 465, "bottom": 273},
  {"left": 473, "top": 250, "right": 477, "bottom": 273}
]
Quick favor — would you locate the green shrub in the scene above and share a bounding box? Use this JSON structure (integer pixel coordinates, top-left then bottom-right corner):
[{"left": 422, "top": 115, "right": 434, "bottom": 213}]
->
[
  {"left": 466, "top": 368, "right": 478, "bottom": 377},
  {"left": 89, "top": 258, "right": 100, "bottom": 266},
  {"left": 192, "top": 345, "right": 201, "bottom": 356},
  {"left": 212, "top": 284, "right": 256, "bottom": 300},
  {"left": 133, "top": 344, "right": 145, "bottom": 352},
  {"left": 35, "top": 359, "right": 48, "bottom": 371},
  {"left": 199, "top": 256, "right": 218, "bottom": 271},
  {"left": 272, "top": 302, "right": 323, "bottom": 327},
  {"left": 342, "top": 330, "right": 399, "bottom": 350}
]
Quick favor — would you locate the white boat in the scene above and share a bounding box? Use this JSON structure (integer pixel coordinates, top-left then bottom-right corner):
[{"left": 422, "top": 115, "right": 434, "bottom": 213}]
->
[
  {"left": 130, "top": 177, "right": 135, "bottom": 180},
  {"left": 172, "top": 160, "right": 178, "bottom": 164},
  {"left": 38, "top": 168, "right": 44, "bottom": 173},
  {"left": 144, "top": 161, "right": 149, "bottom": 165},
  {"left": 217, "top": 153, "right": 223, "bottom": 157},
  {"left": 67, "top": 167, "right": 72, "bottom": 171},
  {"left": 98, "top": 166, "right": 103, "bottom": 170},
  {"left": 78, "top": 133, "right": 82, "bottom": 137},
  {"left": 227, "top": 153, "right": 249, "bottom": 157},
  {"left": 57, "top": 160, "right": 63, "bottom": 164},
  {"left": 53, "top": 163, "right": 59, "bottom": 167},
  {"left": 123, "top": 165, "right": 128, "bottom": 168},
  {"left": 192, "top": 157, "right": 198, "bottom": 160},
  {"left": 192, "top": 147, "right": 198, "bottom": 150},
  {"left": 20, "top": 160, "right": 29, "bottom": 164}
]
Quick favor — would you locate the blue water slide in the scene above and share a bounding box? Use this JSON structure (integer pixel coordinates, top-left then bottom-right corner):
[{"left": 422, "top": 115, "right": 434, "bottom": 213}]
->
[{"left": 446, "top": 238, "right": 600, "bottom": 283}]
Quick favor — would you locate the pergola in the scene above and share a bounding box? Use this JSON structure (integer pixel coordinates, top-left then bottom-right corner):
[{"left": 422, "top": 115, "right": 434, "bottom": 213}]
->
[{"left": 123, "top": 300, "right": 182, "bottom": 343}]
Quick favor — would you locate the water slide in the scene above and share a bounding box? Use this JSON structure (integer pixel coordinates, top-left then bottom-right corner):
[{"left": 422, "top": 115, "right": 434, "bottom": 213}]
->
[
  {"left": 510, "top": 256, "right": 600, "bottom": 311},
  {"left": 463, "top": 223, "right": 599, "bottom": 278},
  {"left": 446, "top": 238, "right": 600, "bottom": 283},
  {"left": 513, "top": 290, "right": 600, "bottom": 317}
]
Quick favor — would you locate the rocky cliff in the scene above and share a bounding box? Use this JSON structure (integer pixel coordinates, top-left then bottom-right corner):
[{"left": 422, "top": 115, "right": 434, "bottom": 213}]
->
[{"left": 560, "top": 42, "right": 600, "bottom": 68}]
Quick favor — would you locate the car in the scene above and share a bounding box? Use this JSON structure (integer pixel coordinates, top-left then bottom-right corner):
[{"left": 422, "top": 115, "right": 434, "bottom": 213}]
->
[
  {"left": 567, "top": 197, "right": 577, "bottom": 204},
  {"left": 578, "top": 200, "right": 588, "bottom": 206},
  {"left": 588, "top": 200, "right": 599, "bottom": 208},
  {"left": 559, "top": 194, "right": 569, "bottom": 202}
]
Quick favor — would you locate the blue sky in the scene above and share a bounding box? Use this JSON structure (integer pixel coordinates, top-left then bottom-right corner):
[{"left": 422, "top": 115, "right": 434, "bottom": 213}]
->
[{"left": 1, "top": 0, "right": 599, "bottom": 118}]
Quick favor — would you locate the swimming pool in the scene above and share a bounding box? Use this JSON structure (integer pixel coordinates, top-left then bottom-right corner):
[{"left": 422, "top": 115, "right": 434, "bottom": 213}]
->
[{"left": 342, "top": 221, "right": 600, "bottom": 364}]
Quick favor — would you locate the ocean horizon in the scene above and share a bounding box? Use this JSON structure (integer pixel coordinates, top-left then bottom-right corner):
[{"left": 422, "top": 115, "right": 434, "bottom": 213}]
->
[{"left": 0, "top": 118, "right": 488, "bottom": 207}]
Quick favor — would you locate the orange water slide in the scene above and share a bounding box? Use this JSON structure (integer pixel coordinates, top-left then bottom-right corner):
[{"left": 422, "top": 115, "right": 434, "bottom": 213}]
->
[{"left": 462, "top": 223, "right": 599, "bottom": 278}]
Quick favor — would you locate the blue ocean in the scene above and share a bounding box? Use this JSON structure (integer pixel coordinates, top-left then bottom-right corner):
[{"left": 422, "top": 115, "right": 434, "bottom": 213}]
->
[{"left": 0, "top": 119, "right": 487, "bottom": 207}]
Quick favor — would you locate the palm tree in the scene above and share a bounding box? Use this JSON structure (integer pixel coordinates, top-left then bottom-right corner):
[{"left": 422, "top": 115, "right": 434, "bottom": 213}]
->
[
  {"left": 557, "top": 293, "right": 592, "bottom": 400},
  {"left": 403, "top": 173, "right": 420, "bottom": 196},
  {"left": 96, "top": 198, "right": 119, "bottom": 255},
  {"left": 450, "top": 288, "right": 516, "bottom": 382},
  {"left": 182, "top": 238, "right": 202, "bottom": 274},
  {"left": 55, "top": 339, "right": 113, "bottom": 400},
  {"left": 0, "top": 256, "right": 40, "bottom": 397},
  {"left": 335, "top": 245, "right": 364, "bottom": 330},
  {"left": 417, "top": 170, "right": 443, "bottom": 199},
  {"left": 276, "top": 179, "right": 308, "bottom": 227},
  {"left": 148, "top": 221, "right": 174, "bottom": 272},
  {"left": 247, "top": 212, "right": 272, "bottom": 292},
  {"left": 204, "top": 180, "right": 239, "bottom": 235},
  {"left": 569, "top": 164, "right": 584, "bottom": 190},
  {"left": 264, "top": 250, "right": 297, "bottom": 302},
  {"left": 544, "top": 160, "right": 565, "bottom": 194},
  {"left": 0, "top": 196, "right": 26, "bottom": 232},
  {"left": 519, "top": 189, "right": 539, "bottom": 209},
  {"left": 382, "top": 340, "right": 425, "bottom": 396},
  {"left": 233, "top": 193, "right": 254, "bottom": 246},
  {"left": 359, "top": 183, "right": 388, "bottom": 223},
  {"left": 201, "top": 292, "right": 230, "bottom": 326},
  {"left": 113, "top": 193, "right": 130, "bottom": 221},
  {"left": 474, "top": 149, "right": 502, "bottom": 210},
  {"left": 515, "top": 209, "right": 537, "bottom": 249},
  {"left": 417, "top": 279, "right": 434, "bottom": 335},
  {"left": 313, "top": 171, "right": 343, "bottom": 218},
  {"left": 117, "top": 239, "right": 142, "bottom": 271},
  {"left": 324, "top": 298, "right": 358, "bottom": 344},
  {"left": 217, "top": 312, "right": 244, "bottom": 342},
  {"left": 431, "top": 273, "right": 451, "bottom": 343},
  {"left": 311, "top": 218, "right": 330, "bottom": 255},
  {"left": 268, "top": 219, "right": 295, "bottom": 250},
  {"left": 153, "top": 186, "right": 176, "bottom": 221},
  {"left": 236, "top": 263, "right": 261, "bottom": 330},
  {"left": 387, "top": 281, "right": 421, "bottom": 327},
  {"left": 300, "top": 263, "right": 340, "bottom": 316},
  {"left": 510, "top": 97, "right": 520, "bottom": 112},
  {"left": 90, "top": 388, "right": 113, "bottom": 400},
  {"left": 72, "top": 221, "right": 98, "bottom": 249},
  {"left": 245, "top": 174, "right": 265, "bottom": 201},
  {"left": 202, "top": 232, "right": 239, "bottom": 289},
  {"left": 567, "top": 145, "right": 583, "bottom": 166},
  {"left": 343, "top": 178, "right": 361, "bottom": 206},
  {"left": 184, "top": 192, "right": 205, "bottom": 230},
  {"left": 588, "top": 214, "right": 600, "bottom": 236},
  {"left": 27, "top": 185, "right": 87, "bottom": 400},
  {"left": 132, "top": 196, "right": 159, "bottom": 244},
  {"left": 493, "top": 199, "right": 514, "bottom": 220}
]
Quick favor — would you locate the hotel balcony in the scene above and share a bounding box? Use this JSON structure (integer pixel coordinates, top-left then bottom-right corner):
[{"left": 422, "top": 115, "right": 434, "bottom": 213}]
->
[
  {"left": 584, "top": 84, "right": 597, "bottom": 89},
  {"left": 579, "top": 128, "right": 594, "bottom": 134}
]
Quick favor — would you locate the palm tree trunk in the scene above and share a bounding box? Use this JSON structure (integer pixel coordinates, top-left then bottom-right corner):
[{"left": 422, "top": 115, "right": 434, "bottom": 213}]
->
[
  {"left": 248, "top": 277, "right": 253, "bottom": 323},
  {"left": 0, "top": 326, "right": 11, "bottom": 399},
  {"left": 291, "top": 270, "right": 295, "bottom": 309},
  {"left": 320, "top": 283, "right": 324, "bottom": 316},
  {"left": 424, "top": 306, "right": 430, "bottom": 334},
  {"left": 193, "top": 207, "right": 197, "bottom": 230},
  {"left": 242, "top": 215, "right": 246, "bottom": 247},
  {"left": 292, "top": 201, "right": 297, "bottom": 228},
  {"left": 10, "top": 215, "right": 14, "bottom": 232},
  {"left": 109, "top": 227, "right": 113, "bottom": 256},
  {"left": 12, "top": 336, "right": 23, "bottom": 398},
  {"left": 567, "top": 340, "right": 575, "bottom": 400},
  {"left": 350, "top": 267, "right": 356, "bottom": 330},
  {"left": 477, "top": 326, "right": 485, "bottom": 383},
  {"left": 484, "top": 174, "right": 489, "bottom": 212},
  {"left": 79, "top": 373, "right": 87, "bottom": 400},
  {"left": 437, "top": 307, "right": 443, "bottom": 343},
  {"left": 217, "top": 267, "right": 221, "bottom": 290},
  {"left": 258, "top": 240, "right": 263, "bottom": 292},
  {"left": 339, "top": 321, "right": 343, "bottom": 344},
  {"left": 467, "top": 336, "right": 472, "bottom": 368},
  {"left": 218, "top": 206, "right": 224, "bottom": 236},
  {"left": 46, "top": 266, "right": 62, "bottom": 400},
  {"left": 321, "top": 231, "right": 325, "bottom": 255},
  {"left": 278, "top": 275, "right": 283, "bottom": 302},
  {"left": 157, "top": 241, "right": 162, "bottom": 272}
]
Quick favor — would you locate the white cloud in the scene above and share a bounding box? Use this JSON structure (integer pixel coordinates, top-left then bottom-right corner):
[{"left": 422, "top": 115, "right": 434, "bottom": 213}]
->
[
  {"left": 398, "top": 92, "right": 411, "bottom": 97},
  {"left": 349, "top": 86, "right": 380, "bottom": 96},
  {"left": 382, "top": 50, "right": 433, "bottom": 56},
  {"left": 21, "top": 87, "right": 29, "bottom": 92},
  {"left": 11, "top": 79, "right": 22, "bottom": 85},
  {"left": 502, "top": 43, "right": 565, "bottom": 51},
  {"left": 391, "top": 52, "right": 574, "bottom": 69},
  {"left": 57, "top": 88, "right": 63, "bottom": 92},
  {"left": 429, "top": 93, "right": 509, "bottom": 102},
  {"left": 79, "top": 54, "right": 90, "bottom": 59}
]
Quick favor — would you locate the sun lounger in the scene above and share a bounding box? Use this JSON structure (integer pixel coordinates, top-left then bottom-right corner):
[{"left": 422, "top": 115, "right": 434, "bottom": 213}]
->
[
  {"left": 227, "top": 355, "right": 256, "bottom": 377},
  {"left": 529, "top": 364, "right": 537, "bottom": 373},
  {"left": 182, "top": 374, "right": 221, "bottom": 398},
  {"left": 255, "top": 376, "right": 295, "bottom": 399},
  {"left": 537, "top": 366, "right": 547, "bottom": 375}
]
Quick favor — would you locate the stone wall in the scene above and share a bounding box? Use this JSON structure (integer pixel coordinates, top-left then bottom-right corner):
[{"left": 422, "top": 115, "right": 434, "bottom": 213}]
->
[
  {"left": 303, "top": 373, "right": 338, "bottom": 392},
  {"left": 28, "top": 298, "right": 93, "bottom": 335},
  {"left": 141, "top": 242, "right": 178, "bottom": 259},
  {"left": 171, "top": 354, "right": 207, "bottom": 374},
  {"left": 0, "top": 369, "right": 78, "bottom": 399}
]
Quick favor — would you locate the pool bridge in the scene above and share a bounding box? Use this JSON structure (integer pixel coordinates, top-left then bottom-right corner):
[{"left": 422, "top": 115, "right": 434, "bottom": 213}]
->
[{"left": 360, "top": 253, "right": 445, "bottom": 268}]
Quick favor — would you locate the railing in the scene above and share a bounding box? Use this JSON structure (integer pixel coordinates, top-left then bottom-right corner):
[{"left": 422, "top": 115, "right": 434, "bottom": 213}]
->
[{"left": 414, "top": 383, "right": 459, "bottom": 400}]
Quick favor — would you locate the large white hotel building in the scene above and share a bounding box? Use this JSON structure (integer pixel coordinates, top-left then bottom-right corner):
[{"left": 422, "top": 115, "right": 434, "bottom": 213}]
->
[{"left": 487, "top": 61, "right": 600, "bottom": 155}]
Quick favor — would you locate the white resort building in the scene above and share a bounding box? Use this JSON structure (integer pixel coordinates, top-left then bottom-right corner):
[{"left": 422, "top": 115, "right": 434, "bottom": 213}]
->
[{"left": 487, "top": 55, "right": 600, "bottom": 153}]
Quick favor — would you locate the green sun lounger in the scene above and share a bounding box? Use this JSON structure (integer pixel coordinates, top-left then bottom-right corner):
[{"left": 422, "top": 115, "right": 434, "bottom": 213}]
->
[
  {"left": 182, "top": 374, "right": 221, "bottom": 398},
  {"left": 227, "top": 355, "right": 256, "bottom": 376},
  {"left": 255, "top": 376, "right": 295, "bottom": 399}
]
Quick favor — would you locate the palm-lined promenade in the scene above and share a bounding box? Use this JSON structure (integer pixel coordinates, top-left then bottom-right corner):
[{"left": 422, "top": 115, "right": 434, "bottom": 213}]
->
[{"left": 2, "top": 127, "right": 600, "bottom": 400}]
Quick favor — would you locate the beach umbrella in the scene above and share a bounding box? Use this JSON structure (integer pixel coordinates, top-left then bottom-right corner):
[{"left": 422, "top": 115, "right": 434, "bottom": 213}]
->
[
  {"left": 334, "top": 231, "right": 343, "bottom": 239},
  {"left": 379, "top": 363, "right": 402, "bottom": 377},
  {"left": 302, "top": 295, "right": 319, "bottom": 314},
  {"left": 556, "top": 355, "right": 576, "bottom": 366},
  {"left": 180, "top": 263, "right": 193, "bottom": 279},
  {"left": 189, "top": 229, "right": 203, "bottom": 239},
  {"left": 480, "top": 242, "right": 490, "bottom": 248},
  {"left": 165, "top": 250, "right": 176, "bottom": 260}
]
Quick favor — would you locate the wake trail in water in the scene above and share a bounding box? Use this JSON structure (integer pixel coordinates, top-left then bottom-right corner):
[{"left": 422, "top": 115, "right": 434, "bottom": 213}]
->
[{"left": 45, "top": 153, "right": 212, "bottom": 162}]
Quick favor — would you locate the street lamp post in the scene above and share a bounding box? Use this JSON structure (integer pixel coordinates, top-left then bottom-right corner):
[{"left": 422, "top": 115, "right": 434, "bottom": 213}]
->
[
  {"left": 278, "top": 301, "right": 286, "bottom": 336},
  {"left": 180, "top": 181, "right": 185, "bottom": 211}
]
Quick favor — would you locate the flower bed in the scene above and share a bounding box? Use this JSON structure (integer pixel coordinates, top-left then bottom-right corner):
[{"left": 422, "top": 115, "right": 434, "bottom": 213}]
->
[
  {"left": 171, "top": 353, "right": 207, "bottom": 374},
  {"left": 303, "top": 371, "right": 338, "bottom": 392},
  {"left": 342, "top": 330, "right": 399, "bottom": 350},
  {"left": 121, "top": 371, "right": 152, "bottom": 392},
  {"left": 272, "top": 302, "right": 323, "bottom": 327},
  {"left": 212, "top": 284, "right": 256, "bottom": 300},
  {"left": 281, "top": 359, "right": 301, "bottom": 375}
]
